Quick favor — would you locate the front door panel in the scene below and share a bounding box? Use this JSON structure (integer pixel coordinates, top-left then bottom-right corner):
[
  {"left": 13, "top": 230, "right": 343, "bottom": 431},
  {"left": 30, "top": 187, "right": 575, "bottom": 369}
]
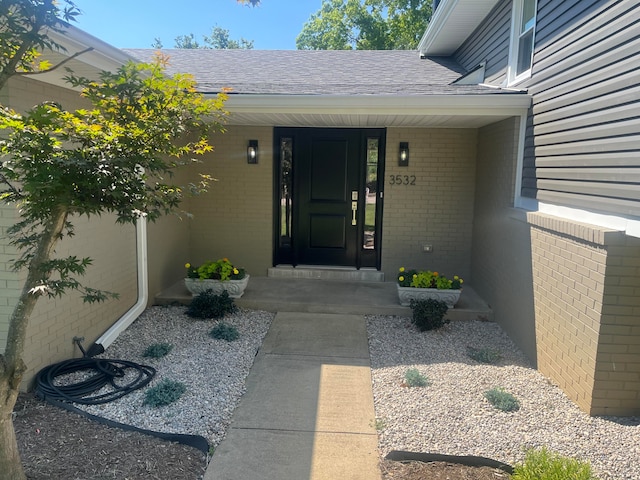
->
[
  {"left": 274, "top": 128, "right": 385, "bottom": 268},
  {"left": 298, "top": 132, "right": 359, "bottom": 265}
]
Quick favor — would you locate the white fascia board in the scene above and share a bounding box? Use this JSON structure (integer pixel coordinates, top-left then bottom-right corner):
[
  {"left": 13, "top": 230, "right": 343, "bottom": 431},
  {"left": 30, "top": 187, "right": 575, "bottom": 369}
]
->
[
  {"left": 47, "top": 24, "right": 135, "bottom": 71},
  {"left": 418, "top": 0, "right": 501, "bottom": 56},
  {"left": 224, "top": 94, "right": 531, "bottom": 117}
]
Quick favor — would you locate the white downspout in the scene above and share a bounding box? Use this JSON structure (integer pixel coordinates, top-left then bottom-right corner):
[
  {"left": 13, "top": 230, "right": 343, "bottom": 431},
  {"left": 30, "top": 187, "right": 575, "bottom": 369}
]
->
[{"left": 92, "top": 217, "right": 148, "bottom": 352}]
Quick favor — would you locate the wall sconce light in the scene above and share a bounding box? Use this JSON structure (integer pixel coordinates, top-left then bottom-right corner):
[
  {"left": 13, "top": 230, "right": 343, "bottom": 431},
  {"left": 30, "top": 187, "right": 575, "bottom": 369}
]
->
[
  {"left": 247, "top": 140, "right": 258, "bottom": 164},
  {"left": 398, "top": 142, "right": 409, "bottom": 167}
]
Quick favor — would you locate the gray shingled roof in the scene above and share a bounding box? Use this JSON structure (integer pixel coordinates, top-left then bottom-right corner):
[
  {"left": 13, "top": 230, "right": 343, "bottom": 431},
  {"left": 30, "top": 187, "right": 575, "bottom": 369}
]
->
[{"left": 123, "top": 49, "right": 519, "bottom": 96}]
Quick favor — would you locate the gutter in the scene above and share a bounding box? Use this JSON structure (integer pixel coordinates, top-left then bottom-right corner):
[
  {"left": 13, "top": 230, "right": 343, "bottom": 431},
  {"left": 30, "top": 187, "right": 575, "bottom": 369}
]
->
[{"left": 87, "top": 217, "right": 148, "bottom": 356}]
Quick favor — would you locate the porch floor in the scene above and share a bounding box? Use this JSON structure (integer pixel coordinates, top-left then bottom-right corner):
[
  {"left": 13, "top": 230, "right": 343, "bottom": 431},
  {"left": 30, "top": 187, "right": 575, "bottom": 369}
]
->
[{"left": 155, "top": 277, "right": 493, "bottom": 322}]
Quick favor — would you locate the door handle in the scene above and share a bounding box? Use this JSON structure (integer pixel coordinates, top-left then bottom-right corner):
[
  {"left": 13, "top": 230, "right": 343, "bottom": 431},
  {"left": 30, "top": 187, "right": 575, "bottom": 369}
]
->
[{"left": 351, "top": 201, "right": 357, "bottom": 226}]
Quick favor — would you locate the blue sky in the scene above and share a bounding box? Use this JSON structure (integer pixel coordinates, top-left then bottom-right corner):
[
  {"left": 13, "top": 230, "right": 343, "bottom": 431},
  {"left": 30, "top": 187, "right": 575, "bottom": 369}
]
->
[{"left": 71, "top": 1, "right": 322, "bottom": 50}]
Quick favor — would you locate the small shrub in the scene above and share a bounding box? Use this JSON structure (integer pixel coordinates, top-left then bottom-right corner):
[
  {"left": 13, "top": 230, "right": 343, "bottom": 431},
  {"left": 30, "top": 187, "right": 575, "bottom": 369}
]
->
[
  {"left": 512, "top": 447, "right": 598, "bottom": 480},
  {"left": 142, "top": 342, "right": 173, "bottom": 358},
  {"left": 143, "top": 379, "right": 186, "bottom": 407},
  {"left": 467, "top": 346, "right": 503, "bottom": 364},
  {"left": 404, "top": 368, "right": 430, "bottom": 387},
  {"left": 186, "top": 290, "right": 235, "bottom": 319},
  {"left": 410, "top": 298, "right": 449, "bottom": 331},
  {"left": 484, "top": 387, "right": 520, "bottom": 412},
  {"left": 209, "top": 322, "right": 240, "bottom": 342}
]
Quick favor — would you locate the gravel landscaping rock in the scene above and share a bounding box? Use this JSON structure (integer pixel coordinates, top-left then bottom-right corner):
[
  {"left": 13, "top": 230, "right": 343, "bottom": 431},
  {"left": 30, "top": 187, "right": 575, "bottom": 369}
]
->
[
  {"left": 367, "top": 314, "right": 640, "bottom": 480},
  {"left": 59, "top": 307, "right": 639, "bottom": 480},
  {"left": 70, "top": 305, "right": 274, "bottom": 450}
]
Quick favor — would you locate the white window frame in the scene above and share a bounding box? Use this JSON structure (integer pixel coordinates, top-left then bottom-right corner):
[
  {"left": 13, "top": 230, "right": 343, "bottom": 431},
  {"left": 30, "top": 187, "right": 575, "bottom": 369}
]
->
[{"left": 507, "top": 0, "right": 537, "bottom": 85}]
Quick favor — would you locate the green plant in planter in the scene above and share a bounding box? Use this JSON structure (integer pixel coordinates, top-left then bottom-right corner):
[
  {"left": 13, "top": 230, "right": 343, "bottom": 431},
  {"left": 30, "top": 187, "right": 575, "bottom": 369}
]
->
[
  {"left": 186, "top": 290, "right": 235, "bottom": 319},
  {"left": 185, "top": 258, "right": 245, "bottom": 280},
  {"left": 410, "top": 298, "right": 449, "bottom": 331},
  {"left": 512, "top": 447, "right": 598, "bottom": 480},
  {"left": 397, "top": 267, "right": 463, "bottom": 289},
  {"left": 142, "top": 342, "right": 173, "bottom": 358}
]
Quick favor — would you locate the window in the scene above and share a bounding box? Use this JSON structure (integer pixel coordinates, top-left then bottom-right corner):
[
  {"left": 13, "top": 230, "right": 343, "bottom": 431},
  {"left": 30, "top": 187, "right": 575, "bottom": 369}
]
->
[{"left": 508, "top": 0, "right": 537, "bottom": 84}]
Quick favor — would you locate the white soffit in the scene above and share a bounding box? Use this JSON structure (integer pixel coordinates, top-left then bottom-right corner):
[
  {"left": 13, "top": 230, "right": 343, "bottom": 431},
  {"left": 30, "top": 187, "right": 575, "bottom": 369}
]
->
[
  {"left": 222, "top": 93, "right": 531, "bottom": 128},
  {"left": 419, "top": 0, "right": 501, "bottom": 56}
]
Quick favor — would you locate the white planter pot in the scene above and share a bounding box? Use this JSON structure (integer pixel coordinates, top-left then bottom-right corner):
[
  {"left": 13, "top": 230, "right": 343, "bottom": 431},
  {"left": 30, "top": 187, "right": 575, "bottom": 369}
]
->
[
  {"left": 397, "top": 285, "right": 461, "bottom": 308},
  {"left": 184, "top": 275, "right": 250, "bottom": 298}
]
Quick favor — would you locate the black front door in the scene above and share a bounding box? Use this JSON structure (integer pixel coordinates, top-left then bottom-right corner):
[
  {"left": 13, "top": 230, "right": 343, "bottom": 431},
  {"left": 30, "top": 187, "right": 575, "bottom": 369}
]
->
[{"left": 274, "top": 128, "right": 385, "bottom": 268}]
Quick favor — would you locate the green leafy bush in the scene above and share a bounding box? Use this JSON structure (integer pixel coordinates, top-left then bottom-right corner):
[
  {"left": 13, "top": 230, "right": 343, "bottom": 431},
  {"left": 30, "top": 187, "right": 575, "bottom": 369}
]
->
[
  {"left": 143, "top": 379, "right": 186, "bottom": 407},
  {"left": 404, "top": 368, "right": 430, "bottom": 387},
  {"left": 484, "top": 387, "right": 520, "bottom": 412},
  {"left": 512, "top": 447, "right": 598, "bottom": 480},
  {"left": 410, "top": 298, "right": 449, "bottom": 331},
  {"left": 467, "top": 346, "right": 503, "bottom": 364},
  {"left": 142, "top": 342, "right": 173, "bottom": 358},
  {"left": 186, "top": 290, "right": 235, "bottom": 319},
  {"left": 209, "top": 322, "right": 240, "bottom": 342}
]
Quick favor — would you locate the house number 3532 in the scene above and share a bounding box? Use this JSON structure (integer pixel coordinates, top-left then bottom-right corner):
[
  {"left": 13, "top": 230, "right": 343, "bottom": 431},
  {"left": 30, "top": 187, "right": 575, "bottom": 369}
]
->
[{"left": 389, "top": 174, "right": 416, "bottom": 185}]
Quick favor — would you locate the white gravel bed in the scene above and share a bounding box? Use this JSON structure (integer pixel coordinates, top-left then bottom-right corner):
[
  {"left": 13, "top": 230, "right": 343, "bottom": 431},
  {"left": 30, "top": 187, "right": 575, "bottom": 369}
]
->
[
  {"left": 367, "top": 314, "right": 640, "bottom": 480},
  {"left": 72, "top": 305, "right": 273, "bottom": 450}
]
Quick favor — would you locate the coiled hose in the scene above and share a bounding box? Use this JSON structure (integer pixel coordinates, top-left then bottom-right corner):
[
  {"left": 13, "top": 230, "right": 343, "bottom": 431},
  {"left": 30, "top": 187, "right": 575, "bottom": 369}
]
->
[{"left": 35, "top": 357, "right": 156, "bottom": 405}]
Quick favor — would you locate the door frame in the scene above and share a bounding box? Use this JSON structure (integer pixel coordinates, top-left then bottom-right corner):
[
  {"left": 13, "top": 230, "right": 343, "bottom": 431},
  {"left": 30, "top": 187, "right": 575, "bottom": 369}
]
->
[{"left": 272, "top": 127, "right": 386, "bottom": 270}]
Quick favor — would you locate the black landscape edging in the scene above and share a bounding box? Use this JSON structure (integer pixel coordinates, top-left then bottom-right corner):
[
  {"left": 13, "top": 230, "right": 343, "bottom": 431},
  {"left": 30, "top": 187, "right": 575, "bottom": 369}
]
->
[
  {"left": 385, "top": 450, "right": 514, "bottom": 474},
  {"left": 44, "top": 397, "right": 210, "bottom": 454}
]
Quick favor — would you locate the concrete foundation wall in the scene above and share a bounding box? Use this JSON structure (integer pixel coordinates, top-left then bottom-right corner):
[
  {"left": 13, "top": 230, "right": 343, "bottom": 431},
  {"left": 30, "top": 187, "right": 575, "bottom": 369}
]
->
[{"left": 381, "top": 128, "right": 477, "bottom": 282}]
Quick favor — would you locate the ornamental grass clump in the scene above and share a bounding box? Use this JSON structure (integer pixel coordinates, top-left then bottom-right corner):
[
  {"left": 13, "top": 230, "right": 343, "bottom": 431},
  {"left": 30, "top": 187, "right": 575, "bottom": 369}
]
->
[
  {"left": 186, "top": 290, "right": 235, "bottom": 319},
  {"left": 484, "top": 387, "right": 520, "bottom": 412},
  {"left": 512, "top": 447, "right": 598, "bottom": 480},
  {"left": 209, "top": 322, "right": 240, "bottom": 342},
  {"left": 142, "top": 342, "right": 173, "bottom": 359},
  {"left": 467, "top": 346, "right": 503, "bottom": 365},
  {"left": 404, "top": 368, "right": 430, "bottom": 387},
  {"left": 143, "top": 379, "right": 186, "bottom": 407}
]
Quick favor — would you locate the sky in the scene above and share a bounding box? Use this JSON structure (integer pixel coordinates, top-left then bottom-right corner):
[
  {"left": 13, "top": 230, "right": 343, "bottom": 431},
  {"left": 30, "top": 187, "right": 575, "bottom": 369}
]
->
[{"left": 71, "top": 0, "right": 323, "bottom": 50}]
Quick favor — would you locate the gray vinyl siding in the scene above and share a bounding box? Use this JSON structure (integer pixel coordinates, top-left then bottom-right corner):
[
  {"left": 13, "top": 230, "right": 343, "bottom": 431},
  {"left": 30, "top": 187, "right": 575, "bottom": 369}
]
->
[
  {"left": 457, "top": 0, "right": 640, "bottom": 219},
  {"left": 524, "top": 0, "right": 640, "bottom": 217},
  {"left": 454, "top": 0, "right": 512, "bottom": 85}
]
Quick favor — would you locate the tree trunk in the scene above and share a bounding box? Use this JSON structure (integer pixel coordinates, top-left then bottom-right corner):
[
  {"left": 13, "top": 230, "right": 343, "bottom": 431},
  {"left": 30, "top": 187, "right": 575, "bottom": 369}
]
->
[{"left": 0, "top": 207, "right": 68, "bottom": 480}]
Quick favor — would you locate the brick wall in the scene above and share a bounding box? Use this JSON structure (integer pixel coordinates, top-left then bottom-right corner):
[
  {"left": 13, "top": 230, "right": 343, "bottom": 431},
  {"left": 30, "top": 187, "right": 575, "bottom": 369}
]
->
[
  {"left": 187, "top": 126, "right": 273, "bottom": 277},
  {"left": 471, "top": 117, "right": 538, "bottom": 361},
  {"left": 381, "top": 127, "right": 477, "bottom": 281},
  {"left": 528, "top": 213, "right": 640, "bottom": 416},
  {"left": 1, "top": 77, "right": 139, "bottom": 387}
]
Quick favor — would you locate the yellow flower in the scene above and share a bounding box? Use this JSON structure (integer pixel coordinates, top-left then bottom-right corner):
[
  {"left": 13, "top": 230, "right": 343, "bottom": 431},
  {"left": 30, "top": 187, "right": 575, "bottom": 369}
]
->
[
  {"left": 233, "top": 268, "right": 239, "bottom": 275},
  {"left": 412, "top": 274, "right": 417, "bottom": 279},
  {"left": 223, "top": 257, "right": 229, "bottom": 262},
  {"left": 399, "top": 267, "right": 405, "bottom": 272},
  {"left": 399, "top": 276, "right": 404, "bottom": 282},
  {"left": 433, "top": 271, "right": 438, "bottom": 276},
  {"left": 185, "top": 263, "right": 191, "bottom": 269},
  {"left": 460, "top": 279, "right": 464, "bottom": 284},
  {"left": 454, "top": 275, "right": 459, "bottom": 280}
]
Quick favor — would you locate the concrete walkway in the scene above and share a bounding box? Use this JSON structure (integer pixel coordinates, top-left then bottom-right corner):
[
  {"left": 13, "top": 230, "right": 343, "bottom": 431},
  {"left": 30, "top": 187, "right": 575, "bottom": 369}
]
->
[{"left": 204, "top": 311, "right": 381, "bottom": 480}]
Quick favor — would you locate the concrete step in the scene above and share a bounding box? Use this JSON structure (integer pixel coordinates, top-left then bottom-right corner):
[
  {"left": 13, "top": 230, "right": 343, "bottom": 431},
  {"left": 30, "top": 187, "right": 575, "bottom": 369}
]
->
[
  {"left": 268, "top": 266, "right": 385, "bottom": 282},
  {"left": 154, "top": 276, "right": 493, "bottom": 322}
]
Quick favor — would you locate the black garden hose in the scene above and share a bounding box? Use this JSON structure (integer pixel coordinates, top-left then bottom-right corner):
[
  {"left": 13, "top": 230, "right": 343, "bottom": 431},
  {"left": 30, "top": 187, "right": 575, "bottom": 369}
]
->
[{"left": 34, "top": 357, "right": 156, "bottom": 405}]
